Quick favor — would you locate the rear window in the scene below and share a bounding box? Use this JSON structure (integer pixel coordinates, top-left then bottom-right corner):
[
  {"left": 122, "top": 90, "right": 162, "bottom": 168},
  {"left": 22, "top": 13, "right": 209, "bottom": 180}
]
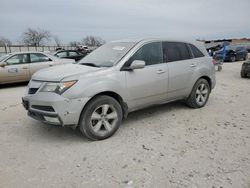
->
[
  {"left": 189, "top": 44, "right": 204, "bottom": 58},
  {"left": 163, "top": 42, "right": 192, "bottom": 62}
]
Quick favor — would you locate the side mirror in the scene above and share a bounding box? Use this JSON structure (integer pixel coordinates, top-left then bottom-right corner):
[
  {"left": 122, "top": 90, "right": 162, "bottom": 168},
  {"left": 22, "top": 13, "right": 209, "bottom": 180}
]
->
[
  {"left": 128, "top": 60, "right": 145, "bottom": 70},
  {"left": 0, "top": 62, "right": 7, "bottom": 67}
]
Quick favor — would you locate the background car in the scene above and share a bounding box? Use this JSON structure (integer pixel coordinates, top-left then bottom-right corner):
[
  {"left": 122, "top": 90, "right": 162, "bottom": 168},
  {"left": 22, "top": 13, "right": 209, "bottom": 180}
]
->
[
  {"left": 75, "top": 45, "right": 90, "bottom": 53},
  {"left": 213, "top": 46, "right": 248, "bottom": 62},
  {"left": 246, "top": 45, "right": 250, "bottom": 53},
  {"left": 54, "top": 50, "right": 87, "bottom": 62},
  {"left": 0, "top": 51, "right": 75, "bottom": 84},
  {"left": 241, "top": 59, "right": 250, "bottom": 78}
]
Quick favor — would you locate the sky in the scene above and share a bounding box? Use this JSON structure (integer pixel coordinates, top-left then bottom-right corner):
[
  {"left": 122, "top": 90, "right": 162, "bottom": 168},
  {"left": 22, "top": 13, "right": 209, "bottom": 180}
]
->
[{"left": 0, "top": 0, "right": 250, "bottom": 45}]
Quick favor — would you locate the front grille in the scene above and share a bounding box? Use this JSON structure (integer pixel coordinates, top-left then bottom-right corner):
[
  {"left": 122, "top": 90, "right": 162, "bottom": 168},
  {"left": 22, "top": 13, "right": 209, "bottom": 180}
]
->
[
  {"left": 28, "top": 88, "right": 39, "bottom": 94},
  {"left": 31, "top": 105, "right": 55, "bottom": 112}
]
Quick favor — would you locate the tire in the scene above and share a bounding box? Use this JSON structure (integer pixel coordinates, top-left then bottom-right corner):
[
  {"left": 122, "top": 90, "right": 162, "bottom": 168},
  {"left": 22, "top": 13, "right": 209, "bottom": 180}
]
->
[
  {"left": 79, "top": 95, "right": 122, "bottom": 140},
  {"left": 241, "top": 72, "right": 247, "bottom": 78},
  {"left": 186, "top": 79, "right": 211, "bottom": 108}
]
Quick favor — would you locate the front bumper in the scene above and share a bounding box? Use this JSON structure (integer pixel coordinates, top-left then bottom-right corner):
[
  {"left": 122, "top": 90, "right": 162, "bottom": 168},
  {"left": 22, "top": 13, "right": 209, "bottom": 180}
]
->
[{"left": 22, "top": 92, "right": 90, "bottom": 126}]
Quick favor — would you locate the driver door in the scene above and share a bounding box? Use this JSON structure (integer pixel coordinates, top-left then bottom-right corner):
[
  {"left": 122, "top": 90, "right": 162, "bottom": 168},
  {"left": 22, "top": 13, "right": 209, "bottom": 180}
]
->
[
  {"left": 0, "top": 54, "right": 30, "bottom": 84},
  {"left": 124, "top": 42, "right": 168, "bottom": 110}
]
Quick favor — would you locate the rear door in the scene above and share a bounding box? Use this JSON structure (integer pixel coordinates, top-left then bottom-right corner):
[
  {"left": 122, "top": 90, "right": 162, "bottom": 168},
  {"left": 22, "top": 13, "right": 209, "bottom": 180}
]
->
[
  {"left": 163, "top": 42, "right": 195, "bottom": 100},
  {"left": 0, "top": 54, "right": 30, "bottom": 84},
  {"left": 29, "top": 53, "right": 55, "bottom": 76}
]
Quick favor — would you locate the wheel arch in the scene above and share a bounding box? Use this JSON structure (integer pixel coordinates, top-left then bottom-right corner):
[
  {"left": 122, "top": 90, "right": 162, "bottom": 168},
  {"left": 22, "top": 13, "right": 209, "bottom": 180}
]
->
[
  {"left": 78, "top": 91, "right": 128, "bottom": 126},
  {"left": 198, "top": 76, "right": 212, "bottom": 90}
]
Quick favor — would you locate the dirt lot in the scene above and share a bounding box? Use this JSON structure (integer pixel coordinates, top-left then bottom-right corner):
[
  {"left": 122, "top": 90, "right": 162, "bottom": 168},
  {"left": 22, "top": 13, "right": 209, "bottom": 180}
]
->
[{"left": 0, "top": 61, "right": 250, "bottom": 188}]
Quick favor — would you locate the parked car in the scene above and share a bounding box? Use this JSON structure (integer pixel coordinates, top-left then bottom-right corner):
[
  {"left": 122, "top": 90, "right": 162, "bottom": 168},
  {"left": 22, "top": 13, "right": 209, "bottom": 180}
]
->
[
  {"left": 54, "top": 50, "right": 87, "bottom": 62},
  {"left": 246, "top": 45, "right": 250, "bottom": 53},
  {"left": 213, "top": 46, "right": 248, "bottom": 62},
  {"left": 76, "top": 45, "right": 90, "bottom": 53},
  {"left": 22, "top": 39, "right": 216, "bottom": 140},
  {"left": 0, "top": 52, "right": 75, "bottom": 84},
  {"left": 241, "top": 59, "right": 250, "bottom": 78}
]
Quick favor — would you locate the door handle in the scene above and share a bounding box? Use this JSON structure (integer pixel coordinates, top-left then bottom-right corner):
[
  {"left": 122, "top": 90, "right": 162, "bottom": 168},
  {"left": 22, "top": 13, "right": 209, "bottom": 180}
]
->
[
  {"left": 156, "top": 69, "right": 165, "bottom": 74},
  {"left": 22, "top": 66, "right": 28, "bottom": 69},
  {"left": 49, "top": 64, "right": 53, "bottom": 67},
  {"left": 190, "top": 63, "right": 197, "bottom": 67}
]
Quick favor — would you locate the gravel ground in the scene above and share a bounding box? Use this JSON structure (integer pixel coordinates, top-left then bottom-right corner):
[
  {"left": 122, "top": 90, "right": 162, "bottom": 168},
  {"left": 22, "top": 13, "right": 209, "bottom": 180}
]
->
[{"left": 0, "top": 61, "right": 250, "bottom": 188}]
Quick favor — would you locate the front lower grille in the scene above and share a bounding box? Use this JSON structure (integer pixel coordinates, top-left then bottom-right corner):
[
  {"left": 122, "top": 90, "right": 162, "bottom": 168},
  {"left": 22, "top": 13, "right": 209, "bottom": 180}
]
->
[{"left": 31, "top": 105, "right": 55, "bottom": 112}]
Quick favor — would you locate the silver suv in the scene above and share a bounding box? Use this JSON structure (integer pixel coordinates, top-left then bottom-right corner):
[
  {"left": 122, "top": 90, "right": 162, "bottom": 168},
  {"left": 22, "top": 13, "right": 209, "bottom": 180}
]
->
[{"left": 22, "top": 39, "right": 216, "bottom": 140}]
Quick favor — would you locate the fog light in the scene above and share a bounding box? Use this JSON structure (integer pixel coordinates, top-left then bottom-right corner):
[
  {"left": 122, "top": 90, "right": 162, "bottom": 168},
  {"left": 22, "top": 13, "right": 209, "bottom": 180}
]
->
[{"left": 44, "top": 116, "right": 60, "bottom": 124}]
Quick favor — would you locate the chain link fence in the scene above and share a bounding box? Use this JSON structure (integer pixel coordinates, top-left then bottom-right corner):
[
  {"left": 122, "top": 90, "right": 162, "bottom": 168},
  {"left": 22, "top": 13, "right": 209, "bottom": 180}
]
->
[{"left": 0, "top": 45, "right": 75, "bottom": 56}]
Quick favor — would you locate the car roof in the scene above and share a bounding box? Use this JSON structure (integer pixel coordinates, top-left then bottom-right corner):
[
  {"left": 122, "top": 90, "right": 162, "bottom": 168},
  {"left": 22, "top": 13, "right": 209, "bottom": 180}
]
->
[
  {"left": 7, "top": 51, "right": 47, "bottom": 55},
  {"left": 110, "top": 38, "right": 208, "bottom": 56}
]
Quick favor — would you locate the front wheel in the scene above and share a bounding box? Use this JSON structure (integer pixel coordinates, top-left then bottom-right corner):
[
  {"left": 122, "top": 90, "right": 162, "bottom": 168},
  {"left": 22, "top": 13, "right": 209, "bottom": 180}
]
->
[
  {"left": 241, "top": 72, "right": 247, "bottom": 78},
  {"left": 186, "top": 79, "right": 211, "bottom": 108},
  {"left": 79, "top": 95, "right": 123, "bottom": 140}
]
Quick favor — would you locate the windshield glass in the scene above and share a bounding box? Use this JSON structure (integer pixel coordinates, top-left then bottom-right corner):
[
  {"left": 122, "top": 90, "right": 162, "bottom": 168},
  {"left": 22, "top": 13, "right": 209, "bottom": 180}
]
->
[
  {"left": 0, "top": 53, "right": 12, "bottom": 61},
  {"left": 78, "top": 42, "right": 136, "bottom": 67}
]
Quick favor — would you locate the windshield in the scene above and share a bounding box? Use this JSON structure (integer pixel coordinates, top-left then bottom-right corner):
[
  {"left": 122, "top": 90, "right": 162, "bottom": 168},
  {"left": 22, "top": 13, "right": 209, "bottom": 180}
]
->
[
  {"left": 78, "top": 42, "right": 136, "bottom": 67},
  {"left": 0, "top": 53, "right": 11, "bottom": 61}
]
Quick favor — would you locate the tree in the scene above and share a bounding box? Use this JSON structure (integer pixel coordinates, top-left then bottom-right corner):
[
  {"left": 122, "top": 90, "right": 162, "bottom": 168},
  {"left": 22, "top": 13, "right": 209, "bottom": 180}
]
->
[
  {"left": 0, "top": 36, "right": 11, "bottom": 46},
  {"left": 69, "top": 41, "right": 80, "bottom": 47},
  {"left": 22, "top": 28, "right": 51, "bottom": 46},
  {"left": 53, "top": 35, "right": 62, "bottom": 47},
  {"left": 82, "top": 36, "right": 105, "bottom": 47}
]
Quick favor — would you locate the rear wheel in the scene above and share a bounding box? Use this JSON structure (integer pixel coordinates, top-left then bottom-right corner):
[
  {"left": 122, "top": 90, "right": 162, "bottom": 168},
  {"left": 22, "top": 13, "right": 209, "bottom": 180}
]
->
[
  {"left": 79, "top": 95, "right": 122, "bottom": 140},
  {"left": 186, "top": 79, "right": 211, "bottom": 108}
]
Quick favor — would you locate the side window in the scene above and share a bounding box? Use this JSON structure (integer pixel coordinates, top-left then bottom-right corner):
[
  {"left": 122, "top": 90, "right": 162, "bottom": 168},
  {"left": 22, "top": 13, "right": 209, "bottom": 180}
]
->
[
  {"left": 163, "top": 42, "right": 192, "bottom": 62},
  {"left": 6, "top": 54, "right": 29, "bottom": 65},
  {"left": 69, "top": 51, "right": 78, "bottom": 56},
  {"left": 129, "top": 42, "right": 163, "bottom": 66},
  {"left": 189, "top": 44, "right": 204, "bottom": 58},
  {"left": 56, "top": 51, "right": 68, "bottom": 58},
  {"left": 30, "top": 53, "right": 51, "bottom": 63}
]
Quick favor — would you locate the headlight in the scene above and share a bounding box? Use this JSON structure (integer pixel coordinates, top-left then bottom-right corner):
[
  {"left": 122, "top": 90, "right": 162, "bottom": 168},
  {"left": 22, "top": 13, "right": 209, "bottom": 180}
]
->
[{"left": 41, "top": 80, "right": 77, "bottom": 94}]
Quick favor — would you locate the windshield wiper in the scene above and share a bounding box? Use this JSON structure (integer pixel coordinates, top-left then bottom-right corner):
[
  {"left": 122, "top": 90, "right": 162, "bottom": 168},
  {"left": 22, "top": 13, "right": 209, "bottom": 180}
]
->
[{"left": 80, "top": 63, "right": 100, "bottom": 67}]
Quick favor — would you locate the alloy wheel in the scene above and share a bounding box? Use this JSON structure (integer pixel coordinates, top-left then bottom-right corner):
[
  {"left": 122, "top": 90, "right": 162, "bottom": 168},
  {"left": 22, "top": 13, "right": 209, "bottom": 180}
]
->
[
  {"left": 195, "top": 83, "right": 209, "bottom": 106},
  {"left": 90, "top": 104, "right": 118, "bottom": 135}
]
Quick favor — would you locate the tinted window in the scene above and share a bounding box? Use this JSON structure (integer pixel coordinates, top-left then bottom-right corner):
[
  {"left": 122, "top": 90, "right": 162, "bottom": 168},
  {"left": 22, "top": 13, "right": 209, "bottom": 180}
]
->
[
  {"left": 129, "top": 42, "right": 163, "bottom": 66},
  {"left": 69, "top": 51, "right": 78, "bottom": 56},
  {"left": 6, "top": 54, "right": 29, "bottom": 65},
  {"left": 163, "top": 42, "right": 192, "bottom": 62},
  {"left": 30, "top": 53, "right": 51, "bottom": 63},
  {"left": 236, "top": 47, "right": 245, "bottom": 51},
  {"left": 189, "top": 44, "right": 204, "bottom": 58},
  {"left": 56, "top": 51, "right": 68, "bottom": 58}
]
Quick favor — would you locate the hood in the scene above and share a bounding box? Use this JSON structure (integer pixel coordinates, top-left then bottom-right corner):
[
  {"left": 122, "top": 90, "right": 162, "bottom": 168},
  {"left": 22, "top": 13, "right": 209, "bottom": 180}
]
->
[{"left": 32, "top": 63, "right": 104, "bottom": 82}]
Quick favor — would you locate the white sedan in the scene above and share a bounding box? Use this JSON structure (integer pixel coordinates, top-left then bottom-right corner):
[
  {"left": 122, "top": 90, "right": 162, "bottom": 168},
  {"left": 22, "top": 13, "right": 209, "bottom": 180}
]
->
[{"left": 0, "top": 51, "right": 75, "bottom": 84}]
